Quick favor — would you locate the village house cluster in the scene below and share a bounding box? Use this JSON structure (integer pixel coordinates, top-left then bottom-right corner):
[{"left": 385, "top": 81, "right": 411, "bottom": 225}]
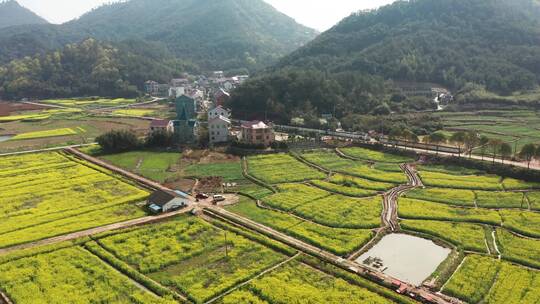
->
[{"left": 145, "top": 72, "right": 275, "bottom": 147}]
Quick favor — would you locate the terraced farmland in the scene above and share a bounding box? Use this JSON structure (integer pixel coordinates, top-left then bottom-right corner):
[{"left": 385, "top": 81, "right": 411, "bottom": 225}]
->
[
  {"left": 220, "top": 260, "right": 411, "bottom": 304},
  {"left": 398, "top": 198, "right": 502, "bottom": 225},
  {"left": 92, "top": 216, "right": 287, "bottom": 303},
  {"left": 247, "top": 154, "right": 326, "bottom": 184},
  {"left": 226, "top": 197, "right": 374, "bottom": 255},
  {"left": 41, "top": 97, "right": 137, "bottom": 109},
  {"left": 301, "top": 150, "right": 407, "bottom": 183},
  {"left": 401, "top": 220, "right": 488, "bottom": 252},
  {"left": 0, "top": 246, "right": 172, "bottom": 304},
  {"left": 443, "top": 255, "right": 540, "bottom": 304},
  {"left": 496, "top": 229, "right": 540, "bottom": 268},
  {"left": 340, "top": 146, "right": 415, "bottom": 163},
  {"left": 0, "top": 151, "right": 149, "bottom": 248},
  {"left": 261, "top": 183, "right": 382, "bottom": 229}
]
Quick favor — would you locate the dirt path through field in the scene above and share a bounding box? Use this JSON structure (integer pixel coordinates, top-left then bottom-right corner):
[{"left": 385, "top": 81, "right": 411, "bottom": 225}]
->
[
  {"left": 203, "top": 206, "right": 461, "bottom": 304},
  {"left": 204, "top": 253, "right": 301, "bottom": 304},
  {"left": 0, "top": 208, "right": 194, "bottom": 256}
]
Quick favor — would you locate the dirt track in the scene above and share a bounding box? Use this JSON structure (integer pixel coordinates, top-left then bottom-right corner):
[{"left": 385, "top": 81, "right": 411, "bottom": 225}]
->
[{"left": 0, "top": 207, "right": 194, "bottom": 255}]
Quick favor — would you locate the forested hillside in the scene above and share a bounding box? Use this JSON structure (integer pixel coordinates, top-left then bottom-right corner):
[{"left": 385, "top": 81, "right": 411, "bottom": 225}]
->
[
  {"left": 230, "top": 0, "right": 540, "bottom": 122},
  {"left": 0, "top": 0, "right": 317, "bottom": 72},
  {"left": 0, "top": 39, "right": 193, "bottom": 99},
  {"left": 0, "top": 0, "right": 47, "bottom": 29}
]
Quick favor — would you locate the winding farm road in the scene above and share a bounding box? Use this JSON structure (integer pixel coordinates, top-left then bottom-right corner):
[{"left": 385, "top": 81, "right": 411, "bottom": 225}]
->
[{"left": 381, "top": 164, "right": 423, "bottom": 231}]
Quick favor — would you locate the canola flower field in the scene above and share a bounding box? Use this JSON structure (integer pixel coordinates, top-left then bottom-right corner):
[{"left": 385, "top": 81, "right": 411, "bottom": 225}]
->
[
  {"left": 0, "top": 151, "right": 149, "bottom": 248},
  {"left": 2, "top": 145, "right": 540, "bottom": 304}
]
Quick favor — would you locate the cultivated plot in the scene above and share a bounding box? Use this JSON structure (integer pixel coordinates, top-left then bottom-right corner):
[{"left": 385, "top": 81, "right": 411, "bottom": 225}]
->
[
  {"left": 247, "top": 153, "right": 326, "bottom": 184},
  {"left": 91, "top": 216, "right": 288, "bottom": 303},
  {"left": 0, "top": 246, "right": 172, "bottom": 304},
  {"left": 443, "top": 255, "right": 540, "bottom": 304},
  {"left": 226, "top": 198, "right": 374, "bottom": 255},
  {"left": 220, "top": 260, "right": 406, "bottom": 304},
  {"left": 0, "top": 151, "right": 149, "bottom": 248}
]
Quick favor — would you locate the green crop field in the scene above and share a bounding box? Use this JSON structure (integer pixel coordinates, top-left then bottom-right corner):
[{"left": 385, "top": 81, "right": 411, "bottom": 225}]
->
[
  {"left": 499, "top": 209, "right": 540, "bottom": 238},
  {"left": 301, "top": 150, "right": 352, "bottom": 170},
  {"left": 417, "top": 164, "right": 482, "bottom": 175},
  {"left": 184, "top": 161, "right": 245, "bottom": 182},
  {"left": 0, "top": 109, "right": 80, "bottom": 123},
  {"left": 236, "top": 183, "right": 274, "bottom": 199},
  {"left": 502, "top": 178, "right": 540, "bottom": 190},
  {"left": 99, "top": 150, "right": 181, "bottom": 183},
  {"left": 113, "top": 108, "right": 157, "bottom": 117},
  {"left": 310, "top": 180, "right": 379, "bottom": 197},
  {"left": 10, "top": 127, "right": 79, "bottom": 141},
  {"left": 497, "top": 229, "right": 540, "bottom": 268},
  {"left": 339, "top": 147, "right": 415, "bottom": 163},
  {"left": 329, "top": 174, "right": 396, "bottom": 191},
  {"left": 525, "top": 192, "right": 540, "bottom": 210},
  {"left": 221, "top": 260, "right": 399, "bottom": 304},
  {"left": 443, "top": 255, "right": 540, "bottom": 304},
  {"left": 226, "top": 198, "right": 374, "bottom": 255},
  {"left": 301, "top": 150, "right": 407, "bottom": 183},
  {"left": 476, "top": 191, "right": 527, "bottom": 209},
  {"left": 0, "top": 246, "right": 172, "bottom": 304},
  {"left": 405, "top": 188, "right": 476, "bottom": 207},
  {"left": 292, "top": 195, "right": 382, "bottom": 229},
  {"left": 261, "top": 183, "right": 382, "bottom": 229},
  {"left": 398, "top": 198, "right": 501, "bottom": 225},
  {"left": 419, "top": 170, "right": 503, "bottom": 190},
  {"left": 484, "top": 262, "right": 540, "bottom": 303},
  {"left": 248, "top": 154, "right": 326, "bottom": 184},
  {"left": 405, "top": 187, "right": 529, "bottom": 209},
  {"left": 401, "top": 220, "right": 488, "bottom": 252},
  {"left": 41, "top": 97, "right": 137, "bottom": 109},
  {"left": 94, "top": 216, "right": 286, "bottom": 303},
  {"left": 264, "top": 183, "right": 330, "bottom": 211},
  {"left": 0, "top": 151, "right": 148, "bottom": 248},
  {"left": 442, "top": 255, "right": 501, "bottom": 303}
]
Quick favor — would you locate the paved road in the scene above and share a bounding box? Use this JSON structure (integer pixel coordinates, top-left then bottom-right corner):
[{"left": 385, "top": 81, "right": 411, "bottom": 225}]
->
[{"left": 396, "top": 145, "right": 540, "bottom": 171}]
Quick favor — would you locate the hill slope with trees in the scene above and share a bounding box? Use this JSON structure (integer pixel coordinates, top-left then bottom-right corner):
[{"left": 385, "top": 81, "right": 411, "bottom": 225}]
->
[
  {"left": 230, "top": 0, "right": 540, "bottom": 122},
  {"left": 0, "top": 38, "right": 194, "bottom": 99},
  {"left": 0, "top": 0, "right": 48, "bottom": 29},
  {"left": 0, "top": 0, "right": 317, "bottom": 72}
]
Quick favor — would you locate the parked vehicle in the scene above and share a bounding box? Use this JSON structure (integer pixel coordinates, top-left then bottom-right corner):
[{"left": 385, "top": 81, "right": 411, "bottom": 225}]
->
[
  {"left": 196, "top": 193, "right": 209, "bottom": 200},
  {"left": 212, "top": 195, "right": 226, "bottom": 204}
]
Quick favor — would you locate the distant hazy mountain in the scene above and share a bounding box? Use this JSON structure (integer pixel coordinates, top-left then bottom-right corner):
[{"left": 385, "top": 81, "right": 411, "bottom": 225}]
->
[
  {"left": 230, "top": 0, "right": 540, "bottom": 121},
  {"left": 0, "top": 0, "right": 48, "bottom": 29},
  {"left": 0, "top": 0, "right": 318, "bottom": 71}
]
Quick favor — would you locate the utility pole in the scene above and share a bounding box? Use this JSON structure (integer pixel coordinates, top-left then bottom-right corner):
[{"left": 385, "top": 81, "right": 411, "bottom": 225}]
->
[{"left": 224, "top": 231, "right": 228, "bottom": 258}]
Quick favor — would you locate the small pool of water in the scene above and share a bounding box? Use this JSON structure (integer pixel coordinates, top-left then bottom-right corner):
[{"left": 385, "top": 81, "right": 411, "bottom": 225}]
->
[
  {"left": 0, "top": 135, "right": 13, "bottom": 142},
  {"left": 356, "top": 234, "right": 451, "bottom": 286}
]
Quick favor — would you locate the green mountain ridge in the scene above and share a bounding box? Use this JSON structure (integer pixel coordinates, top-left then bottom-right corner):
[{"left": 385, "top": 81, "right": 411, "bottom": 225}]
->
[
  {"left": 0, "top": 0, "right": 48, "bottom": 29},
  {"left": 230, "top": 0, "right": 540, "bottom": 122},
  {"left": 0, "top": 0, "right": 317, "bottom": 71},
  {"left": 0, "top": 38, "right": 192, "bottom": 99}
]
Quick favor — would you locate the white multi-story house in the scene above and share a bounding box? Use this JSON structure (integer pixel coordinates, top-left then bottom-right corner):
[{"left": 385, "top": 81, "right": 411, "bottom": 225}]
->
[
  {"left": 208, "top": 105, "right": 231, "bottom": 120},
  {"left": 169, "top": 86, "right": 185, "bottom": 98},
  {"left": 208, "top": 115, "right": 231, "bottom": 144}
]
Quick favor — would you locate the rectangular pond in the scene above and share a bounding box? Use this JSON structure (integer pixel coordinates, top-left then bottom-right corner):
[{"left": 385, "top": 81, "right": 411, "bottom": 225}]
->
[{"left": 356, "top": 233, "right": 451, "bottom": 286}]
